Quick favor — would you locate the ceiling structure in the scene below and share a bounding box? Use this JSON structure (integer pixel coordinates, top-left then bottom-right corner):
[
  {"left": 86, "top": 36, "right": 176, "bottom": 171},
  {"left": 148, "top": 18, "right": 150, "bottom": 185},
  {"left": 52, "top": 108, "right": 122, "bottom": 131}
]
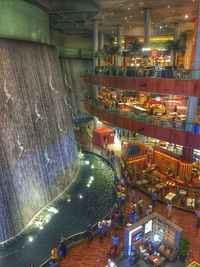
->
[{"left": 25, "top": 0, "right": 198, "bottom": 37}]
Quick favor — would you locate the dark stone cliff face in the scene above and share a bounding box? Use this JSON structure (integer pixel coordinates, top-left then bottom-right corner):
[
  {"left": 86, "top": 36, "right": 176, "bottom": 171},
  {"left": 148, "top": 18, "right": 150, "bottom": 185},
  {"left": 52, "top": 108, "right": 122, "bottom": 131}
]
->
[{"left": 0, "top": 39, "right": 78, "bottom": 242}]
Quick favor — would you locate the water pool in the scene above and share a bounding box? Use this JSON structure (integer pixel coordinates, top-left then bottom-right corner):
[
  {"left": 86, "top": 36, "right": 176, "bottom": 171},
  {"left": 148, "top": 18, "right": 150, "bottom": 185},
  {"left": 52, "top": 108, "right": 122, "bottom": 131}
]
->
[{"left": 0, "top": 152, "right": 115, "bottom": 267}]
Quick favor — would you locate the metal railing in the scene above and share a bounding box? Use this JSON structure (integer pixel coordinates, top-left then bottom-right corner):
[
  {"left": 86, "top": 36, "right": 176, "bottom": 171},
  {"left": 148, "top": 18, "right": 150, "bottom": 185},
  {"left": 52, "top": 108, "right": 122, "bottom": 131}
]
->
[
  {"left": 85, "top": 99, "right": 200, "bottom": 134},
  {"left": 85, "top": 66, "right": 193, "bottom": 79},
  {"left": 39, "top": 145, "right": 118, "bottom": 267}
]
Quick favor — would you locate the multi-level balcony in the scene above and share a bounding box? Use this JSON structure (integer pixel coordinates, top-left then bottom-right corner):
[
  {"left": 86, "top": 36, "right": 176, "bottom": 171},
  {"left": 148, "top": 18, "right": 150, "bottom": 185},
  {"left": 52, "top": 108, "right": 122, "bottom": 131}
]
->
[
  {"left": 84, "top": 99, "right": 200, "bottom": 150},
  {"left": 84, "top": 67, "right": 200, "bottom": 97}
]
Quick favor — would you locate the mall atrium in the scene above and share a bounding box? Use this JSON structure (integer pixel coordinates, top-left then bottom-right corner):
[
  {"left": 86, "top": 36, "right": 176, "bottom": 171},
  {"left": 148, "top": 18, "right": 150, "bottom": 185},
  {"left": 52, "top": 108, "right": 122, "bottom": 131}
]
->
[{"left": 0, "top": 0, "right": 200, "bottom": 267}]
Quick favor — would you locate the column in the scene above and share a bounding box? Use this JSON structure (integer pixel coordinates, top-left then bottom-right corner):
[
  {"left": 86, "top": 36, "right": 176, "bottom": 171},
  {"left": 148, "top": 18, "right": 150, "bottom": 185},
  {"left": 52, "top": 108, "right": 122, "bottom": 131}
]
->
[
  {"left": 185, "top": 3, "right": 200, "bottom": 132},
  {"left": 117, "top": 25, "right": 122, "bottom": 66},
  {"left": 99, "top": 31, "right": 104, "bottom": 66},
  {"left": 182, "top": 3, "right": 200, "bottom": 160},
  {"left": 93, "top": 20, "right": 98, "bottom": 68},
  {"left": 144, "top": 8, "right": 152, "bottom": 47},
  {"left": 182, "top": 147, "right": 194, "bottom": 162}
]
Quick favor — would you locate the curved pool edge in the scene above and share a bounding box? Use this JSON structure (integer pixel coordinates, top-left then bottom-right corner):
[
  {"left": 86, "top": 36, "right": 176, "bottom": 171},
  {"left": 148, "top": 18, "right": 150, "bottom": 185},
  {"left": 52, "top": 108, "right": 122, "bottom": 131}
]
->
[
  {"left": 39, "top": 150, "right": 118, "bottom": 267},
  {"left": 0, "top": 164, "right": 80, "bottom": 246}
]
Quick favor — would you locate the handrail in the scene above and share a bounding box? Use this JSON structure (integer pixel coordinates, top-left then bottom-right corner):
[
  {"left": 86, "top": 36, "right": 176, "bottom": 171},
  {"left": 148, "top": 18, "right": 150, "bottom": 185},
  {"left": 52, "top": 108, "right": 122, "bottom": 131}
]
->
[
  {"left": 85, "top": 66, "right": 194, "bottom": 79},
  {"left": 39, "top": 144, "right": 118, "bottom": 267},
  {"left": 85, "top": 99, "right": 200, "bottom": 134}
]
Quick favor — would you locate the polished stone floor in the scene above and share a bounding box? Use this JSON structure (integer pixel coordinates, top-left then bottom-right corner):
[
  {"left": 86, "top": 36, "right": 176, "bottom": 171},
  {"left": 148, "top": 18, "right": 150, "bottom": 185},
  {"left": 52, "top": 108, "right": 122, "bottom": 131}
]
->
[{"left": 60, "top": 131, "right": 200, "bottom": 267}]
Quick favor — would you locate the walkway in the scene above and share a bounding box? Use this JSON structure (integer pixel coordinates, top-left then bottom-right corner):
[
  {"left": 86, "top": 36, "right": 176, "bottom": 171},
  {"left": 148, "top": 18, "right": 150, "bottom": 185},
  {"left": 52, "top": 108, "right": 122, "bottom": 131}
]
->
[{"left": 60, "top": 131, "right": 200, "bottom": 267}]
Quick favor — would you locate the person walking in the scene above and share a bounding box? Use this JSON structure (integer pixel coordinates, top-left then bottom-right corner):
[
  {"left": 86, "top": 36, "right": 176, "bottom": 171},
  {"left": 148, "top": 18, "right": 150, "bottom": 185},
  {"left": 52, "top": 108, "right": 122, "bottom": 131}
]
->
[
  {"left": 111, "top": 233, "right": 120, "bottom": 253},
  {"left": 151, "top": 190, "right": 157, "bottom": 208},
  {"left": 131, "top": 188, "right": 136, "bottom": 203},
  {"left": 167, "top": 202, "right": 172, "bottom": 218},
  {"left": 98, "top": 221, "right": 103, "bottom": 239},
  {"left": 58, "top": 237, "right": 67, "bottom": 258},
  {"left": 86, "top": 224, "right": 93, "bottom": 241},
  {"left": 138, "top": 198, "right": 143, "bottom": 215}
]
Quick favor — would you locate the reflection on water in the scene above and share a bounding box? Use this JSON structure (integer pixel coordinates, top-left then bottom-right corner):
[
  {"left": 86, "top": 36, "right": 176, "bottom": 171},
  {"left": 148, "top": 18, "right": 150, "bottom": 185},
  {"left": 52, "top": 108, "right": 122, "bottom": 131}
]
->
[{"left": 0, "top": 152, "right": 115, "bottom": 267}]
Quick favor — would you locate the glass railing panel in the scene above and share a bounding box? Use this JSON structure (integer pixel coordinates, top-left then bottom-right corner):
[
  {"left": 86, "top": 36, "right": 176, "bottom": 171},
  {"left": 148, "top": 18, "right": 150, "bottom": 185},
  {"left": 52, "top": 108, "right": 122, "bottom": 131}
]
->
[
  {"left": 86, "top": 100, "right": 200, "bottom": 134},
  {"left": 84, "top": 67, "right": 192, "bottom": 79}
]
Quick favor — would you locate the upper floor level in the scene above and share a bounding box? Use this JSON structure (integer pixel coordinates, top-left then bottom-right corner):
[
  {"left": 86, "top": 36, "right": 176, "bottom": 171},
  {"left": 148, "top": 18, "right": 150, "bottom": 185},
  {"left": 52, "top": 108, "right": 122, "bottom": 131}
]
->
[
  {"left": 84, "top": 67, "right": 200, "bottom": 97},
  {"left": 84, "top": 100, "right": 200, "bottom": 150}
]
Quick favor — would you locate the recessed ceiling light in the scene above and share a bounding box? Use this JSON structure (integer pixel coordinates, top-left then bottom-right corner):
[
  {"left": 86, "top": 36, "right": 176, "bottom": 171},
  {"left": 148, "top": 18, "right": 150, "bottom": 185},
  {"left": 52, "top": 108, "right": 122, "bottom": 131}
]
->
[
  {"left": 124, "top": 17, "right": 128, "bottom": 20},
  {"left": 129, "top": 15, "right": 133, "bottom": 18},
  {"left": 159, "top": 26, "right": 163, "bottom": 29},
  {"left": 128, "top": 7, "right": 130, "bottom": 10},
  {"left": 172, "top": 10, "right": 175, "bottom": 13},
  {"left": 193, "top": 0, "right": 195, "bottom": 2},
  {"left": 141, "top": 11, "right": 144, "bottom": 14},
  {"left": 185, "top": 14, "right": 189, "bottom": 19},
  {"left": 168, "top": 5, "right": 170, "bottom": 8},
  {"left": 111, "top": 12, "right": 114, "bottom": 15}
]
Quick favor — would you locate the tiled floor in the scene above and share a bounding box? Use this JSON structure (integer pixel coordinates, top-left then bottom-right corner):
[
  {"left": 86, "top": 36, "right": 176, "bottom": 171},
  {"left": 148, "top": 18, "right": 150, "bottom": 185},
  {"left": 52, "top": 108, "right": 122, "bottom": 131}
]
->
[{"left": 60, "top": 131, "right": 200, "bottom": 267}]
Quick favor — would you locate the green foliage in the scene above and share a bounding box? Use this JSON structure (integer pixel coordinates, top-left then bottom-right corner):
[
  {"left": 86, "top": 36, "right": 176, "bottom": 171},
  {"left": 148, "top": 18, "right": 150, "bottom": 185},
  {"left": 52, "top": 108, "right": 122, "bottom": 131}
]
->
[
  {"left": 121, "top": 50, "right": 131, "bottom": 57},
  {"left": 165, "top": 37, "right": 186, "bottom": 53},
  {"left": 108, "top": 44, "right": 121, "bottom": 56},
  {"left": 129, "top": 38, "right": 143, "bottom": 57},
  {"left": 179, "top": 237, "right": 190, "bottom": 257},
  {"left": 94, "top": 48, "right": 105, "bottom": 58}
]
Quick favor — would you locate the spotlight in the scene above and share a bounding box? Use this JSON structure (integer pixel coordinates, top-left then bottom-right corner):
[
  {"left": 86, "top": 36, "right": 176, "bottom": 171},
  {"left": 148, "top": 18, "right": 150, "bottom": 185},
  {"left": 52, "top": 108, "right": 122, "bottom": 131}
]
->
[
  {"left": 153, "top": 234, "right": 160, "bottom": 242},
  {"left": 48, "top": 207, "right": 59, "bottom": 214},
  {"left": 28, "top": 236, "right": 34, "bottom": 242},
  {"left": 79, "top": 195, "right": 83, "bottom": 199}
]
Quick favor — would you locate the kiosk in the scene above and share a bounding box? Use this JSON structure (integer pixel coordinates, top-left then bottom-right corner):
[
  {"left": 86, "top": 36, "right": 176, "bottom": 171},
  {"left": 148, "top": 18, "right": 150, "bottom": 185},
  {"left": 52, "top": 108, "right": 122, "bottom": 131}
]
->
[
  {"left": 92, "top": 128, "right": 115, "bottom": 146},
  {"left": 124, "top": 212, "right": 182, "bottom": 263}
]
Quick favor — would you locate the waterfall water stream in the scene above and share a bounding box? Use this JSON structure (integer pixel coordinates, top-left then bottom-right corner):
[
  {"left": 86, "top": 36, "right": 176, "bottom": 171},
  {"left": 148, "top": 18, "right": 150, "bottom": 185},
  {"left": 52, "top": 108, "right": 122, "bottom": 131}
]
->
[{"left": 0, "top": 39, "right": 78, "bottom": 242}]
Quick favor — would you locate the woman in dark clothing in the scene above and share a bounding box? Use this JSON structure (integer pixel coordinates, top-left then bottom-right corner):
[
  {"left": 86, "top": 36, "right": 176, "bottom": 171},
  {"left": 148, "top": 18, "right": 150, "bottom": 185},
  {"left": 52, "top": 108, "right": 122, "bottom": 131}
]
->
[{"left": 58, "top": 238, "right": 67, "bottom": 258}]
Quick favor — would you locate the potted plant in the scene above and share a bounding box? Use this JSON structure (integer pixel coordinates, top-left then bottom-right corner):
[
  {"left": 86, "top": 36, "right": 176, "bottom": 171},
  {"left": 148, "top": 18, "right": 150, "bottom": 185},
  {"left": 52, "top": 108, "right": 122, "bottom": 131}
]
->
[
  {"left": 179, "top": 237, "right": 190, "bottom": 261},
  {"left": 108, "top": 44, "right": 121, "bottom": 68},
  {"left": 94, "top": 48, "right": 105, "bottom": 66}
]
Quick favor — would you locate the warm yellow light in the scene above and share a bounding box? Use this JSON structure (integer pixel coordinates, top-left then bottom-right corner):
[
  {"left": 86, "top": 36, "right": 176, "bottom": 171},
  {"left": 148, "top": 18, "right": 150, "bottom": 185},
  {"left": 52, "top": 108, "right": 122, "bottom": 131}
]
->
[{"left": 138, "top": 36, "right": 174, "bottom": 42}]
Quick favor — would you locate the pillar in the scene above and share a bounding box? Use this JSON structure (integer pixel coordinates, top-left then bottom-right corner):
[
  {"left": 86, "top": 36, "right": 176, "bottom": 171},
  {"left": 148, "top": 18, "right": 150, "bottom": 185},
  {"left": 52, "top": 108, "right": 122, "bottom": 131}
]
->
[
  {"left": 144, "top": 8, "right": 152, "bottom": 47},
  {"left": 117, "top": 25, "right": 122, "bottom": 66},
  {"left": 182, "top": 2, "right": 200, "bottom": 160},
  {"left": 99, "top": 31, "right": 104, "bottom": 66},
  {"left": 185, "top": 3, "right": 200, "bottom": 132},
  {"left": 182, "top": 147, "right": 194, "bottom": 162},
  {"left": 93, "top": 20, "right": 98, "bottom": 68}
]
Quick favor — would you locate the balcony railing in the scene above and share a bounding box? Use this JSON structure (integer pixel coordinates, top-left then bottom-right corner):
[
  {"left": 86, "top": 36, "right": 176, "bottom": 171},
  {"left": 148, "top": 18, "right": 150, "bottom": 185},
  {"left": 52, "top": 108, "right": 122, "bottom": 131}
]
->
[
  {"left": 85, "top": 66, "right": 193, "bottom": 79},
  {"left": 86, "top": 99, "right": 200, "bottom": 134}
]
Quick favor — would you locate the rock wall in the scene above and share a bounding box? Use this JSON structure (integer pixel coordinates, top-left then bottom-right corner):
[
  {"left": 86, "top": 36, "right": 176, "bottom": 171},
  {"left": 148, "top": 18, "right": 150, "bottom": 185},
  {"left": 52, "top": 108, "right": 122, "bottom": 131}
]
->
[
  {"left": 0, "top": 39, "right": 78, "bottom": 242},
  {"left": 60, "top": 58, "right": 92, "bottom": 116}
]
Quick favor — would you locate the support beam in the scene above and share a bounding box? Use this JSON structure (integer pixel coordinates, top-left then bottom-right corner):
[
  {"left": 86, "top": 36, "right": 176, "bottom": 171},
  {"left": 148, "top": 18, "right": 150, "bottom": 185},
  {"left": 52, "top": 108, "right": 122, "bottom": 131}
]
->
[{"left": 144, "top": 8, "right": 152, "bottom": 47}]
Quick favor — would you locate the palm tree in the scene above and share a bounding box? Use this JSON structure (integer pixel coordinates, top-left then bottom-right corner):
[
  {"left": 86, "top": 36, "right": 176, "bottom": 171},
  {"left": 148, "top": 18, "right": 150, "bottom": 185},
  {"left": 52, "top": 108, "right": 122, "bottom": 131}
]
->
[
  {"left": 165, "top": 37, "right": 186, "bottom": 67},
  {"left": 108, "top": 44, "right": 121, "bottom": 66},
  {"left": 123, "top": 38, "right": 143, "bottom": 66},
  {"left": 94, "top": 48, "right": 105, "bottom": 66}
]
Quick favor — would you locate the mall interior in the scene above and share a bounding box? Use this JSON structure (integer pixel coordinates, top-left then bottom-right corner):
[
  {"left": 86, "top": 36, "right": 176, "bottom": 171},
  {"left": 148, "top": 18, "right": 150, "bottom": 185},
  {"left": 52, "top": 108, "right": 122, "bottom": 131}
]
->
[{"left": 1, "top": 0, "right": 200, "bottom": 267}]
